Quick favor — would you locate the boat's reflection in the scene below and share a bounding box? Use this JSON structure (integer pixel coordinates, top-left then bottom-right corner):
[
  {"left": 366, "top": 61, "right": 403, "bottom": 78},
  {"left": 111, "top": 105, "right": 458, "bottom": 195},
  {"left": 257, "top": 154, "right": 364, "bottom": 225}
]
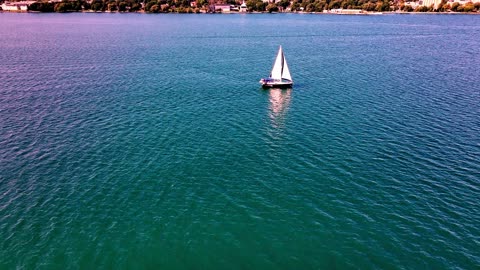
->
[{"left": 267, "top": 88, "right": 292, "bottom": 130}]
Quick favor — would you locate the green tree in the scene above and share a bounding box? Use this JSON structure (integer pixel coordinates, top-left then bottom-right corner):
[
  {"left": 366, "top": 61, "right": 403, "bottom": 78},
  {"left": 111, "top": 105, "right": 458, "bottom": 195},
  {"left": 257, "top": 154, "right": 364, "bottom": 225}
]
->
[
  {"left": 131, "top": 2, "right": 141, "bottom": 11},
  {"left": 145, "top": 0, "right": 156, "bottom": 11},
  {"left": 436, "top": 0, "right": 446, "bottom": 10},
  {"left": 246, "top": 0, "right": 255, "bottom": 11},
  {"left": 414, "top": 5, "right": 428, "bottom": 11},
  {"left": 328, "top": 0, "right": 342, "bottom": 9},
  {"left": 245, "top": 0, "right": 270, "bottom": 11},
  {"left": 278, "top": 0, "right": 290, "bottom": 9},
  {"left": 475, "top": 2, "right": 480, "bottom": 11},
  {"left": 290, "top": 0, "right": 299, "bottom": 11},
  {"left": 403, "top": 4, "right": 413, "bottom": 11},
  {"left": 150, "top": 4, "right": 160, "bottom": 11},
  {"left": 463, "top": 2, "right": 474, "bottom": 12},
  {"left": 28, "top": 1, "right": 40, "bottom": 11},
  {"left": 108, "top": 2, "right": 117, "bottom": 11},
  {"left": 256, "top": 0, "right": 266, "bottom": 11},
  {"left": 92, "top": 2, "right": 104, "bottom": 10},
  {"left": 362, "top": 1, "right": 375, "bottom": 10},
  {"left": 29, "top": 1, "right": 55, "bottom": 12},
  {"left": 450, "top": 2, "right": 459, "bottom": 11},
  {"left": 314, "top": 0, "right": 326, "bottom": 11},
  {"left": 266, "top": 2, "right": 278, "bottom": 11},
  {"left": 440, "top": 3, "right": 450, "bottom": 11},
  {"left": 54, "top": 2, "right": 68, "bottom": 12},
  {"left": 118, "top": 1, "right": 127, "bottom": 11},
  {"left": 381, "top": 0, "right": 390, "bottom": 11}
]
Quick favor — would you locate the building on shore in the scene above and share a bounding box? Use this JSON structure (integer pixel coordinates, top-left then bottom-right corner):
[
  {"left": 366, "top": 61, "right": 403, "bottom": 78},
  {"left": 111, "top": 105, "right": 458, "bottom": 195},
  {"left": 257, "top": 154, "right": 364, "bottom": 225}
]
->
[
  {"left": 326, "top": 8, "right": 363, "bottom": 14},
  {"left": 214, "top": 4, "right": 231, "bottom": 12},
  {"left": 1, "top": 1, "right": 34, "bottom": 11},
  {"left": 448, "top": 0, "right": 480, "bottom": 4},
  {"left": 420, "top": 0, "right": 480, "bottom": 8},
  {"left": 404, "top": 1, "right": 420, "bottom": 8},
  {"left": 240, "top": 0, "right": 247, "bottom": 12},
  {"left": 420, "top": 0, "right": 440, "bottom": 8}
]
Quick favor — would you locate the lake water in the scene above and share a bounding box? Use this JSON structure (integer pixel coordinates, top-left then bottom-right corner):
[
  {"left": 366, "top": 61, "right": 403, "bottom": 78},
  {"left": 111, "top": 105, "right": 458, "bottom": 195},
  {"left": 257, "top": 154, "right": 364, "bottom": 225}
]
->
[{"left": 0, "top": 13, "right": 479, "bottom": 269}]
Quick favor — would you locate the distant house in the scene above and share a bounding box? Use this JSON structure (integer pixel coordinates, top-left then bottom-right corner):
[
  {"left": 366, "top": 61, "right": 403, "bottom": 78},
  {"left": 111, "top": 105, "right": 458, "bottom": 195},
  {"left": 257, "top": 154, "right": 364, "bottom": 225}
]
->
[
  {"left": 1, "top": 1, "right": 31, "bottom": 11},
  {"left": 404, "top": 1, "right": 419, "bottom": 8},
  {"left": 328, "top": 8, "right": 363, "bottom": 14},
  {"left": 239, "top": 0, "right": 247, "bottom": 12},
  {"left": 422, "top": 0, "right": 479, "bottom": 8},
  {"left": 421, "top": 0, "right": 441, "bottom": 8},
  {"left": 214, "top": 4, "right": 230, "bottom": 12}
]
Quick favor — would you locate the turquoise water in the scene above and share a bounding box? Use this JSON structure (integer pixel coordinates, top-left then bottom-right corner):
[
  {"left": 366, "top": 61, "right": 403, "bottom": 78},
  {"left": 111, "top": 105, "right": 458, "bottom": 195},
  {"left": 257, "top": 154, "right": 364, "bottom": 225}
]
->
[{"left": 1, "top": 13, "right": 479, "bottom": 269}]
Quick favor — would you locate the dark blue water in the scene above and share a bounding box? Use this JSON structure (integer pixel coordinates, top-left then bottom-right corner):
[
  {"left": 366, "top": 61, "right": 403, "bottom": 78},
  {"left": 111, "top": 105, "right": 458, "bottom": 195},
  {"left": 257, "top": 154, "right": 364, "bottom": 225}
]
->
[{"left": 0, "top": 13, "right": 479, "bottom": 269}]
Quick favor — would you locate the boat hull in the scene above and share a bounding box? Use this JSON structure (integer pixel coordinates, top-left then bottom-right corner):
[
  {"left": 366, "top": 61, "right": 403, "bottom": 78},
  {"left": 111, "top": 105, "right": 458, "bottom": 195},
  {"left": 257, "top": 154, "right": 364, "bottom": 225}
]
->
[{"left": 259, "top": 79, "right": 293, "bottom": 88}]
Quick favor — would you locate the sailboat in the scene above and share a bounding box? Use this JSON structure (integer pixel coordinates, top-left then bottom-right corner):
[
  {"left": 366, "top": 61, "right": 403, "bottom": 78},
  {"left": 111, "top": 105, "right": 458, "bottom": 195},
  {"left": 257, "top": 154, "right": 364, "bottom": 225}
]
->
[{"left": 259, "top": 46, "right": 293, "bottom": 88}]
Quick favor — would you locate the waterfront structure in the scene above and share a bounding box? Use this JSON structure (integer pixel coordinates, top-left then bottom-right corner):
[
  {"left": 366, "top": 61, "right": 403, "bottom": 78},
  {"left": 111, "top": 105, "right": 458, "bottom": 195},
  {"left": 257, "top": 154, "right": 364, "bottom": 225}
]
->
[
  {"left": 421, "top": 0, "right": 441, "bottom": 8},
  {"left": 327, "top": 8, "right": 363, "bottom": 14},
  {"left": 448, "top": 0, "right": 480, "bottom": 4},
  {"left": 214, "top": 4, "right": 230, "bottom": 12},
  {"left": 1, "top": 1, "right": 33, "bottom": 11},
  {"left": 404, "top": 1, "right": 420, "bottom": 8},
  {"left": 420, "top": 0, "right": 480, "bottom": 8},
  {"left": 240, "top": 0, "right": 247, "bottom": 12}
]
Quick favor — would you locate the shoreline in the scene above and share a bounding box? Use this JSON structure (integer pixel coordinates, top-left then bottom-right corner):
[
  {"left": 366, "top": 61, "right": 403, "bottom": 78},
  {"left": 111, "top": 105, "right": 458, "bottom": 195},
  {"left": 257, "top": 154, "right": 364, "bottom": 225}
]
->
[
  {"left": 1, "top": 10, "right": 480, "bottom": 14},
  {"left": 3, "top": 0, "right": 479, "bottom": 14}
]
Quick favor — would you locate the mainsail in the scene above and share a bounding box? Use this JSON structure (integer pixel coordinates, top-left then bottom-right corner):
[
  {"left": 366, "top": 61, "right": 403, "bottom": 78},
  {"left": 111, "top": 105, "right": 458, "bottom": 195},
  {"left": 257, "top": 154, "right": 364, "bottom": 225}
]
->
[
  {"left": 269, "top": 46, "right": 292, "bottom": 81},
  {"left": 270, "top": 47, "right": 284, "bottom": 80}
]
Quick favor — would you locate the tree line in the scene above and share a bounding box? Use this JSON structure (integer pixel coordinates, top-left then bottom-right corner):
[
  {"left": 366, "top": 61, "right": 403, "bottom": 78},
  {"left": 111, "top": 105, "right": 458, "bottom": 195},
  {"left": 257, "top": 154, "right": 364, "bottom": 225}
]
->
[
  {"left": 28, "top": 0, "right": 142, "bottom": 12},
  {"left": 24, "top": 0, "right": 480, "bottom": 13}
]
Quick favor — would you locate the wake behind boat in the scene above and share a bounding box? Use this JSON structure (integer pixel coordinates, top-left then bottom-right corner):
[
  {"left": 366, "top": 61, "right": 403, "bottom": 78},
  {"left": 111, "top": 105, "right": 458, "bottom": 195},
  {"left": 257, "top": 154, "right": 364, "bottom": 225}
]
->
[{"left": 260, "top": 46, "right": 293, "bottom": 88}]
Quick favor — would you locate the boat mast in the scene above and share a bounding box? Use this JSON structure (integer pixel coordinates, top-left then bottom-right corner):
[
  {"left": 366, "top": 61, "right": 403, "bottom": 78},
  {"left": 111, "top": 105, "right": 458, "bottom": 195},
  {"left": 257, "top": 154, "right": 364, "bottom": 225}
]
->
[{"left": 280, "top": 49, "right": 284, "bottom": 79}]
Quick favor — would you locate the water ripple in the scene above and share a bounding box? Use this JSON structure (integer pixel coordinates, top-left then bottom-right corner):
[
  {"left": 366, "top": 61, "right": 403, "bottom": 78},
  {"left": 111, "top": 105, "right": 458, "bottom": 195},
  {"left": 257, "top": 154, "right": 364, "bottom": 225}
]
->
[{"left": 1, "top": 13, "right": 480, "bottom": 270}]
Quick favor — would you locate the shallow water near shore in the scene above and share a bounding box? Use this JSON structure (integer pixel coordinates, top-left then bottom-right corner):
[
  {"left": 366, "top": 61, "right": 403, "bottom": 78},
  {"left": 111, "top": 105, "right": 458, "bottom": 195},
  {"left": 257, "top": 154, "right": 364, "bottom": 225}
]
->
[{"left": 1, "top": 13, "right": 479, "bottom": 269}]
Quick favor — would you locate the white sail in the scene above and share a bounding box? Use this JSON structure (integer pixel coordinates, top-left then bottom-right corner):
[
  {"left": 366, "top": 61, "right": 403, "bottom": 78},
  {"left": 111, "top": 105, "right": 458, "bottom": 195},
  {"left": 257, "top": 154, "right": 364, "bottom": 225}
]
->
[
  {"left": 282, "top": 55, "right": 292, "bottom": 81},
  {"left": 260, "top": 45, "right": 293, "bottom": 87},
  {"left": 270, "top": 46, "right": 284, "bottom": 80}
]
